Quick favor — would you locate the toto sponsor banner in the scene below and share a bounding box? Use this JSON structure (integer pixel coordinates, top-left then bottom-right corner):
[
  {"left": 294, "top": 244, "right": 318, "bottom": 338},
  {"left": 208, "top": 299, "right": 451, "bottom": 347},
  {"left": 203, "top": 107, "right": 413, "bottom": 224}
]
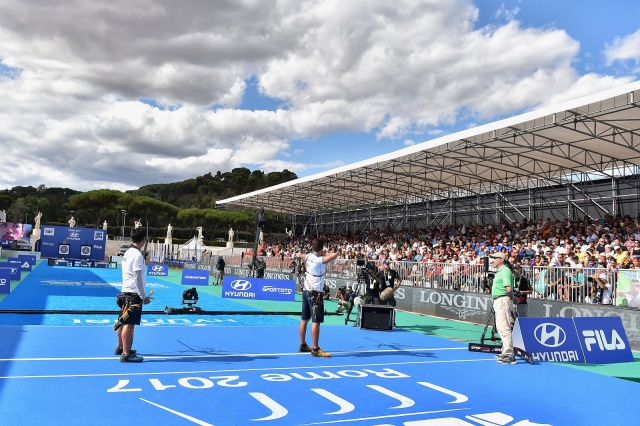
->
[
  {"left": 573, "top": 317, "right": 634, "bottom": 364},
  {"left": 181, "top": 269, "right": 210, "bottom": 286},
  {"left": 0, "top": 268, "right": 10, "bottom": 294},
  {"left": 147, "top": 264, "right": 169, "bottom": 276},
  {"left": 513, "top": 318, "right": 585, "bottom": 363},
  {"left": 221, "top": 276, "right": 295, "bottom": 301}
]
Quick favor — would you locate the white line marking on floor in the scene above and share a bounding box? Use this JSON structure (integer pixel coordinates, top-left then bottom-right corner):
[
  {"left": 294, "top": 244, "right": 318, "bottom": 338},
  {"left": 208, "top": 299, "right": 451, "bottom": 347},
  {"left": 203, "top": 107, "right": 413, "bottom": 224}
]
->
[{"left": 0, "top": 358, "right": 493, "bottom": 380}]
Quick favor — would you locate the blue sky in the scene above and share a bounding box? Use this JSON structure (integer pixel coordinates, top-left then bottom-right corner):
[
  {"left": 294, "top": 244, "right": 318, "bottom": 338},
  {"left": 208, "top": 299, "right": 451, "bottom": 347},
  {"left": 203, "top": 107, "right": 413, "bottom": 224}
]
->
[
  {"left": 234, "top": 0, "right": 640, "bottom": 179},
  {"left": 0, "top": 0, "right": 639, "bottom": 190}
]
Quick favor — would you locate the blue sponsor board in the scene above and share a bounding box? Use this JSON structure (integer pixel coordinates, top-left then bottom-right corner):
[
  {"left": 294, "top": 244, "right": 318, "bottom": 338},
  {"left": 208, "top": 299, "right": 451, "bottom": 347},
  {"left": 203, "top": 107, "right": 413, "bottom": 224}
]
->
[
  {"left": 513, "top": 317, "right": 585, "bottom": 363},
  {"left": 17, "top": 254, "right": 36, "bottom": 271},
  {"left": 0, "top": 264, "right": 21, "bottom": 281},
  {"left": 221, "top": 277, "right": 296, "bottom": 301},
  {"left": 8, "top": 257, "right": 31, "bottom": 271},
  {"left": 0, "top": 268, "right": 10, "bottom": 294},
  {"left": 147, "top": 263, "right": 169, "bottom": 276},
  {"left": 181, "top": 269, "right": 209, "bottom": 286},
  {"left": 574, "top": 317, "right": 634, "bottom": 364},
  {"left": 40, "top": 226, "right": 106, "bottom": 260}
]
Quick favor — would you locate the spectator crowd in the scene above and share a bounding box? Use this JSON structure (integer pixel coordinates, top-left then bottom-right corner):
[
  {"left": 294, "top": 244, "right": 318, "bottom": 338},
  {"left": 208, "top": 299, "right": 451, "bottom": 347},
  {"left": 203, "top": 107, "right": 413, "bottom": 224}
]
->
[{"left": 252, "top": 213, "right": 640, "bottom": 306}]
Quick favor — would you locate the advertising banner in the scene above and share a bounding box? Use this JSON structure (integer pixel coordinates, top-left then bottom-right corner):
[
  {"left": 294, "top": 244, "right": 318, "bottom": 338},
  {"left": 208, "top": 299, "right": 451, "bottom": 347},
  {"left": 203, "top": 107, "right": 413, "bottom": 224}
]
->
[
  {"left": 8, "top": 257, "right": 31, "bottom": 272},
  {"left": 17, "top": 255, "right": 36, "bottom": 271},
  {"left": 0, "top": 222, "right": 33, "bottom": 246},
  {"left": 573, "top": 317, "right": 634, "bottom": 364},
  {"left": 221, "top": 276, "right": 295, "bottom": 302},
  {"left": 615, "top": 269, "right": 640, "bottom": 307},
  {"left": 181, "top": 269, "right": 209, "bottom": 286},
  {"left": 513, "top": 317, "right": 585, "bottom": 363},
  {"left": 0, "top": 265, "right": 20, "bottom": 281},
  {"left": 147, "top": 264, "right": 169, "bottom": 276},
  {"left": 0, "top": 268, "right": 10, "bottom": 294}
]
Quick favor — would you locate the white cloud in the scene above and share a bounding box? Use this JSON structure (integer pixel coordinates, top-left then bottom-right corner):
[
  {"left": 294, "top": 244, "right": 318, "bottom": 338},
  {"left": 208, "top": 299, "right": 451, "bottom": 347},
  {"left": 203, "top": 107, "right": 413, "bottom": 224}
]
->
[
  {"left": 0, "top": 0, "right": 634, "bottom": 191},
  {"left": 605, "top": 28, "right": 640, "bottom": 71}
]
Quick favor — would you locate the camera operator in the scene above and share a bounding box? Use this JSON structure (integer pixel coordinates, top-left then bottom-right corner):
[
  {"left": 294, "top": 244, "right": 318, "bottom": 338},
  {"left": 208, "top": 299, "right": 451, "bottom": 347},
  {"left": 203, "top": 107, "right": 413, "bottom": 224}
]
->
[
  {"left": 362, "top": 262, "right": 383, "bottom": 305},
  {"left": 298, "top": 238, "right": 338, "bottom": 358},
  {"left": 489, "top": 252, "right": 516, "bottom": 364},
  {"left": 334, "top": 286, "right": 351, "bottom": 313},
  {"left": 589, "top": 272, "right": 612, "bottom": 304},
  {"left": 378, "top": 260, "right": 400, "bottom": 307},
  {"left": 512, "top": 264, "right": 532, "bottom": 317},
  {"left": 214, "top": 256, "right": 225, "bottom": 286}
]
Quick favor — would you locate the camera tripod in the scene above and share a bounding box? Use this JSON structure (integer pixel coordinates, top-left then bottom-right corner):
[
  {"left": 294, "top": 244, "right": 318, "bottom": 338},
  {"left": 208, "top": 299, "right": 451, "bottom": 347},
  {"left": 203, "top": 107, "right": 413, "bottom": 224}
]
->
[
  {"left": 480, "top": 305, "right": 517, "bottom": 344},
  {"left": 471, "top": 301, "right": 533, "bottom": 364}
]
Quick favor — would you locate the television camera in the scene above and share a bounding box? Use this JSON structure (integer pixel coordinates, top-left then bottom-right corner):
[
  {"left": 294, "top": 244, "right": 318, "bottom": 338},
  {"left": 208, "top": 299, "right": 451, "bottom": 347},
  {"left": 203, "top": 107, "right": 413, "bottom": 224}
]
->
[{"left": 164, "top": 287, "right": 203, "bottom": 314}]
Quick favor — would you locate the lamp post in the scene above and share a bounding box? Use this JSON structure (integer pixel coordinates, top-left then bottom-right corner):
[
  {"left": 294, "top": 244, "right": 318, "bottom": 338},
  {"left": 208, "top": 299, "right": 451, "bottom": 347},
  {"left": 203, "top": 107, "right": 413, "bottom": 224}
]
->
[{"left": 121, "top": 210, "right": 127, "bottom": 242}]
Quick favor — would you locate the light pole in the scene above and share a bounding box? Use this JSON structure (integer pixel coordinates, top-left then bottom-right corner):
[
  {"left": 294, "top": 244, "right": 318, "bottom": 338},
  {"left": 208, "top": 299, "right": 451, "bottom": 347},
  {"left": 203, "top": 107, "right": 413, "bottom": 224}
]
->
[{"left": 121, "top": 210, "right": 127, "bottom": 242}]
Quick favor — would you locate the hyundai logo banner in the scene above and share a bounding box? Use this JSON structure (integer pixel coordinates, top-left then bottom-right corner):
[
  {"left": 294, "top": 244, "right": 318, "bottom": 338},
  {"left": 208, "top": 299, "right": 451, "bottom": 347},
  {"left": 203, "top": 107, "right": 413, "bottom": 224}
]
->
[
  {"left": 0, "top": 265, "right": 20, "bottom": 281},
  {"left": 147, "top": 264, "right": 169, "bottom": 276},
  {"left": 181, "top": 269, "right": 210, "bottom": 286},
  {"left": 573, "top": 317, "right": 634, "bottom": 364},
  {"left": 221, "top": 277, "right": 296, "bottom": 302},
  {"left": 8, "top": 257, "right": 31, "bottom": 272},
  {"left": 513, "top": 318, "right": 585, "bottom": 363},
  {"left": 0, "top": 269, "right": 10, "bottom": 294}
]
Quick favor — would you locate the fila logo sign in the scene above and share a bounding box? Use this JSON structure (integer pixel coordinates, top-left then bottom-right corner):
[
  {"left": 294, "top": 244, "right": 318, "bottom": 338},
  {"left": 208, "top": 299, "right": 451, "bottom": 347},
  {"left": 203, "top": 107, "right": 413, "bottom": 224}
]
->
[
  {"left": 515, "top": 317, "right": 634, "bottom": 364},
  {"left": 533, "top": 323, "right": 567, "bottom": 348},
  {"left": 582, "top": 330, "right": 626, "bottom": 352}
]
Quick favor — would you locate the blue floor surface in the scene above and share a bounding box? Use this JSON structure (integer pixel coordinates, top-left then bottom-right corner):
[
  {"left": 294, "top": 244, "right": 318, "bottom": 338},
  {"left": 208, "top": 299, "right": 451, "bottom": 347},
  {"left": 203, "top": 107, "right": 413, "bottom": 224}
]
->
[
  {"left": 0, "top": 262, "right": 638, "bottom": 425},
  {"left": 0, "top": 325, "right": 638, "bottom": 425}
]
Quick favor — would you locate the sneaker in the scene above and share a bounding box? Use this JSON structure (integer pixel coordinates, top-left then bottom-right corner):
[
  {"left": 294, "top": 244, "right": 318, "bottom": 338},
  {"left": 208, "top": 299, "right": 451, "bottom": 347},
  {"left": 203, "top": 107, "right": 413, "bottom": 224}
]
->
[
  {"left": 494, "top": 353, "right": 506, "bottom": 360},
  {"left": 120, "top": 353, "right": 144, "bottom": 363},
  {"left": 298, "top": 343, "right": 312, "bottom": 353},
  {"left": 311, "top": 347, "right": 331, "bottom": 358},
  {"left": 114, "top": 347, "right": 136, "bottom": 356},
  {"left": 497, "top": 356, "right": 516, "bottom": 364}
]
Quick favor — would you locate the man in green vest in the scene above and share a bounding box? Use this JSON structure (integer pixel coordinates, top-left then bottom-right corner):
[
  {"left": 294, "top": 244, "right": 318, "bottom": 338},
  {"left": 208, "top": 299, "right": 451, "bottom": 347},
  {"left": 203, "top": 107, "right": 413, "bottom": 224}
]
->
[{"left": 490, "top": 252, "right": 516, "bottom": 364}]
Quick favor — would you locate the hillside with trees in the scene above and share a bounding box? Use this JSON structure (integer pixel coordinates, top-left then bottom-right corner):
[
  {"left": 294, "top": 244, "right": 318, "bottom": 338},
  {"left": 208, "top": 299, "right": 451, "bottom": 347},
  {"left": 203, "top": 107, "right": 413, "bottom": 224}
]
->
[{"left": 0, "top": 167, "right": 298, "bottom": 242}]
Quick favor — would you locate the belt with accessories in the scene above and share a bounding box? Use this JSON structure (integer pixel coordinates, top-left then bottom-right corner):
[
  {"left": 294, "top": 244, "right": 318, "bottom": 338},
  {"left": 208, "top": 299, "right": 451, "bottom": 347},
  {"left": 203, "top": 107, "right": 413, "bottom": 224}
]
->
[{"left": 493, "top": 295, "right": 508, "bottom": 300}]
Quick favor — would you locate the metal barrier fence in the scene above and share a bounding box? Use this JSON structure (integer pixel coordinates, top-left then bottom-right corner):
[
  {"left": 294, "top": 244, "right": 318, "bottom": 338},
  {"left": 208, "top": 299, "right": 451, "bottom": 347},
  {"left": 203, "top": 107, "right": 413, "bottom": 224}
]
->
[{"left": 201, "top": 255, "right": 626, "bottom": 307}]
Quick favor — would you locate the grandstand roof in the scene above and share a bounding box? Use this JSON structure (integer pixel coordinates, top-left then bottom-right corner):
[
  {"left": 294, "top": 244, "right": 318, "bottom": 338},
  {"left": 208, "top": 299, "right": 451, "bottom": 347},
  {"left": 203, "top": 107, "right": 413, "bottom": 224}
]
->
[{"left": 217, "top": 81, "right": 640, "bottom": 215}]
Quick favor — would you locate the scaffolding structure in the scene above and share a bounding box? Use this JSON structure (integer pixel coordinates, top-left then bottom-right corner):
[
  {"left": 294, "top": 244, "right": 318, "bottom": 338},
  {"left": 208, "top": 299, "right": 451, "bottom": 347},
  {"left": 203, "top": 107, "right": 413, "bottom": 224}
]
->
[{"left": 217, "top": 82, "right": 640, "bottom": 231}]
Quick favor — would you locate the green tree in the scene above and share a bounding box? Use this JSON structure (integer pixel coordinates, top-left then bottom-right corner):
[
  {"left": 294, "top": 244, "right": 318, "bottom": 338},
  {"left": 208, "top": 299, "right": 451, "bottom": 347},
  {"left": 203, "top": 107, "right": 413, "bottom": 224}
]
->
[{"left": 68, "top": 189, "right": 125, "bottom": 228}]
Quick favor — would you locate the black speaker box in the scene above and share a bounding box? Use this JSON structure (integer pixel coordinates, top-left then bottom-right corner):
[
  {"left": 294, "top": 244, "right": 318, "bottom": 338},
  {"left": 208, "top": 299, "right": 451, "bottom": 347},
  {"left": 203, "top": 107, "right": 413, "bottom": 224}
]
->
[{"left": 358, "top": 304, "right": 393, "bottom": 330}]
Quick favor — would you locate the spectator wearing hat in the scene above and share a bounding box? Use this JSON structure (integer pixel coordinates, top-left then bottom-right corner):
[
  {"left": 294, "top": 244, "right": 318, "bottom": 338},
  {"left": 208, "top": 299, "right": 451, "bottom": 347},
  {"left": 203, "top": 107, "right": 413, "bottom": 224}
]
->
[
  {"left": 613, "top": 245, "right": 629, "bottom": 264},
  {"left": 489, "top": 252, "right": 516, "bottom": 364}
]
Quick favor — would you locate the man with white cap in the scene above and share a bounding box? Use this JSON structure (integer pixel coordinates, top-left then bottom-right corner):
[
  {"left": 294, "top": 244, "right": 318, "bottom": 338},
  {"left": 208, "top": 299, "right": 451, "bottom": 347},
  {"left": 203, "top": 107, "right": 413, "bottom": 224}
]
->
[{"left": 489, "top": 252, "right": 516, "bottom": 364}]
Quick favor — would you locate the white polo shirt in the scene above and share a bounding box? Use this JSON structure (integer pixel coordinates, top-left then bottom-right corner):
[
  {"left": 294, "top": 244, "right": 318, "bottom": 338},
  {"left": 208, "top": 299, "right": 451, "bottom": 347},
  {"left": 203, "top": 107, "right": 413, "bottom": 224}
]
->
[
  {"left": 304, "top": 253, "right": 325, "bottom": 292},
  {"left": 121, "top": 246, "right": 147, "bottom": 298}
]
